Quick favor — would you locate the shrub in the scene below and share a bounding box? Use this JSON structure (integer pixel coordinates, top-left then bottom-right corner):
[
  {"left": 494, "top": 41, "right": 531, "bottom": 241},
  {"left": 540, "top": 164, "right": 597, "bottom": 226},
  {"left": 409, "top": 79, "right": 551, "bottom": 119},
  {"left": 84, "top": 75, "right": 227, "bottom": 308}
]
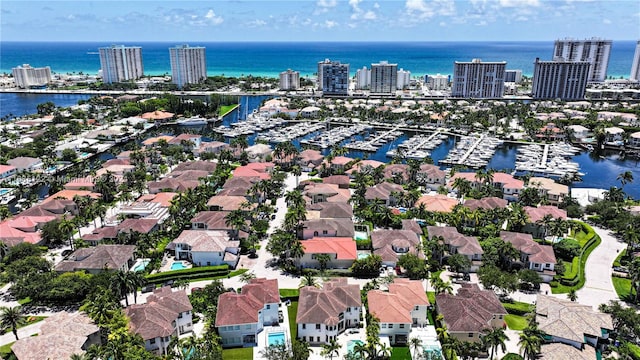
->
[
  {"left": 356, "top": 239, "right": 372, "bottom": 250},
  {"left": 549, "top": 281, "right": 558, "bottom": 288},
  {"left": 146, "top": 265, "right": 229, "bottom": 283},
  {"left": 553, "top": 239, "right": 581, "bottom": 261}
]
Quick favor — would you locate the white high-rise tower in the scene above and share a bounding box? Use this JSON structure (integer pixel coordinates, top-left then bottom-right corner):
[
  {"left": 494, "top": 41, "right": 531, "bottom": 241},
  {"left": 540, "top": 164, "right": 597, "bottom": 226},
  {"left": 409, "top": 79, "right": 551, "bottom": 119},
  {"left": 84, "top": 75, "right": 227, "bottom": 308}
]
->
[
  {"left": 553, "top": 38, "right": 612, "bottom": 82},
  {"left": 630, "top": 40, "right": 640, "bottom": 82},
  {"left": 99, "top": 45, "right": 144, "bottom": 83},
  {"left": 170, "top": 45, "right": 207, "bottom": 88}
]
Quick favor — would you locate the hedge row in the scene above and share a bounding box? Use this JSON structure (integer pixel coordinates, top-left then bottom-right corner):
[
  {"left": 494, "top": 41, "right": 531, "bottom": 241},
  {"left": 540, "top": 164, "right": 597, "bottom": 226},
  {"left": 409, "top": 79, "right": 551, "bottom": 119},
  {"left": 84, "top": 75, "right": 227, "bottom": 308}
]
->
[
  {"left": 501, "top": 301, "right": 534, "bottom": 316},
  {"left": 559, "top": 233, "right": 601, "bottom": 287},
  {"left": 356, "top": 239, "right": 372, "bottom": 250},
  {"left": 146, "top": 265, "right": 229, "bottom": 283}
]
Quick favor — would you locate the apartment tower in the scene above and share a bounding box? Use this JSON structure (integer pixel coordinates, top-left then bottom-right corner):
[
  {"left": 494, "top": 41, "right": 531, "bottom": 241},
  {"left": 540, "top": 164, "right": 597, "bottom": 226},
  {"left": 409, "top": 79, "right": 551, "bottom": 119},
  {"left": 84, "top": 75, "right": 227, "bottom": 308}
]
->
[
  {"left": 99, "top": 45, "right": 144, "bottom": 84},
  {"left": 317, "top": 59, "right": 349, "bottom": 96},
  {"left": 553, "top": 38, "right": 612, "bottom": 82},
  {"left": 170, "top": 45, "right": 207, "bottom": 88},
  {"left": 370, "top": 61, "right": 398, "bottom": 94},
  {"left": 532, "top": 58, "right": 590, "bottom": 100},
  {"left": 631, "top": 40, "right": 640, "bottom": 82},
  {"left": 279, "top": 69, "right": 300, "bottom": 90},
  {"left": 452, "top": 59, "right": 506, "bottom": 98},
  {"left": 12, "top": 64, "right": 52, "bottom": 88}
]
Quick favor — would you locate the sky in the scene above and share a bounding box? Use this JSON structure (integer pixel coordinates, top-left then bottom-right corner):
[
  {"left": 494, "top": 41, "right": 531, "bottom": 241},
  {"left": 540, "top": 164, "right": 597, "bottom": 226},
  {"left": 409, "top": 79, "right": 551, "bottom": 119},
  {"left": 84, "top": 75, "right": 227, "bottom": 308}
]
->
[{"left": 1, "top": 0, "right": 639, "bottom": 42}]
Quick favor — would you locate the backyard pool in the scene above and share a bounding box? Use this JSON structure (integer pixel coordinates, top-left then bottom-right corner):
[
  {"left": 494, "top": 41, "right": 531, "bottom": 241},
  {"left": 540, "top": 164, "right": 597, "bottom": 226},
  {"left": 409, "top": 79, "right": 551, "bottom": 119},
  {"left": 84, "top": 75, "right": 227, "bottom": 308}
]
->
[
  {"left": 354, "top": 231, "right": 368, "bottom": 241},
  {"left": 347, "top": 340, "right": 364, "bottom": 354},
  {"left": 0, "top": 189, "right": 9, "bottom": 195},
  {"left": 268, "top": 332, "right": 285, "bottom": 346},
  {"left": 132, "top": 259, "right": 150, "bottom": 272},
  {"left": 170, "top": 261, "right": 188, "bottom": 270},
  {"left": 357, "top": 252, "right": 370, "bottom": 260}
]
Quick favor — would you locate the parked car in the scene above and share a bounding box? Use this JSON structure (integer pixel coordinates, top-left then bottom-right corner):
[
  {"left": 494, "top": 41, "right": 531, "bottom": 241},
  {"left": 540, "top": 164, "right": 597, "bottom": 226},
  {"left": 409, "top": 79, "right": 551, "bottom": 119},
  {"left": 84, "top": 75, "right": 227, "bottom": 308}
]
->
[
  {"left": 163, "top": 280, "right": 175, "bottom": 287},
  {"left": 142, "top": 284, "right": 155, "bottom": 293}
]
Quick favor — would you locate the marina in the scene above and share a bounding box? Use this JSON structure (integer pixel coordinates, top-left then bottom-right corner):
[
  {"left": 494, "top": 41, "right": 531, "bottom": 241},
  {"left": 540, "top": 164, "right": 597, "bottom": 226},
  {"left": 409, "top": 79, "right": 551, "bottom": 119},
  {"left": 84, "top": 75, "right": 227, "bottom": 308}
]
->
[
  {"left": 439, "top": 134, "right": 504, "bottom": 168},
  {"left": 515, "top": 143, "right": 583, "bottom": 177},
  {"left": 255, "top": 122, "right": 326, "bottom": 143},
  {"left": 386, "top": 130, "right": 448, "bottom": 159},
  {"left": 300, "top": 123, "right": 373, "bottom": 149},
  {"left": 343, "top": 125, "right": 404, "bottom": 152},
  {"left": 214, "top": 111, "right": 288, "bottom": 138}
]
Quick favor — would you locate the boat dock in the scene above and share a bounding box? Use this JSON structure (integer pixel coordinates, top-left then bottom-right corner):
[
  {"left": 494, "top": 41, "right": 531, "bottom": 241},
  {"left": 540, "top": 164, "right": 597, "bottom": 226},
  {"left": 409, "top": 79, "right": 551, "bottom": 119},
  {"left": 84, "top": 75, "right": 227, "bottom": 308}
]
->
[
  {"left": 402, "top": 130, "right": 442, "bottom": 149},
  {"left": 344, "top": 124, "right": 403, "bottom": 152},
  {"left": 457, "top": 134, "right": 485, "bottom": 164}
]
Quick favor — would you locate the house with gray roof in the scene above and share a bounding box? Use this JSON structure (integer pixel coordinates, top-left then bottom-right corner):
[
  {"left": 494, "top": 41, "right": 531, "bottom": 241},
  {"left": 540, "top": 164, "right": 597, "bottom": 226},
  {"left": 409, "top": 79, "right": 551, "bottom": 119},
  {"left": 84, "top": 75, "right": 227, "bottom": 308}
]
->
[
  {"left": 169, "top": 230, "right": 240, "bottom": 268},
  {"left": 55, "top": 244, "right": 136, "bottom": 274},
  {"left": 501, "top": 231, "right": 557, "bottom": 282},
  {"left": 372, "top": 229, "right": 422, "bottom": 267}
]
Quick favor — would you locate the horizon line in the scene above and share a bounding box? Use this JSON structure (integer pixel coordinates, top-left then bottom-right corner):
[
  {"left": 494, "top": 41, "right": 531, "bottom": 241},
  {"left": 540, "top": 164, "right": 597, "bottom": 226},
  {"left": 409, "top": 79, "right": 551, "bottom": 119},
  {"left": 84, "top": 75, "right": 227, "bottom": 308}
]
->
[{"left": 2, "top": 39, "right": 637, "bottom": 44}]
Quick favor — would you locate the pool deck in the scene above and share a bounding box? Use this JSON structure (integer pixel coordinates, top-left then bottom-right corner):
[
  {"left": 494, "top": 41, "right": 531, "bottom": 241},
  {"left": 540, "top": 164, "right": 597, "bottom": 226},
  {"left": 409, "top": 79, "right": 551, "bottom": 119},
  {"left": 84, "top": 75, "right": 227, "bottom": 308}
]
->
[
  {"left": 254, "top": 301, "right": 292, "bottom": 359},
  {"left": 157, "top": 256, "right": 192, "bottom": 273}
]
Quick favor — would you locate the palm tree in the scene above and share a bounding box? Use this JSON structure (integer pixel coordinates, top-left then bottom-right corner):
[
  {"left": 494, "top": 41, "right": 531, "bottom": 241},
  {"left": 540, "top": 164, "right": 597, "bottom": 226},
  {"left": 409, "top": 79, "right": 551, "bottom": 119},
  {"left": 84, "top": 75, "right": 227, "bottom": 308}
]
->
[
  {"left": 59, "top": 215, "right": 76, "bottom": 250},
  {"left": 481, "top": 327, "right": 509, "bottom": 360},
  {"left": 240, "top": 271, "right": 257, "bottom": 284},
  {"left": 224, "top": 209, "right": 246, "bottom": 240},
  {"left": 617, "top": 170, "right": 634, "bottom": 190},
  {"left": 0, "top": 205, "right": 11, "bottom": 221},
  {"left": 320, "top": 338, "right": 341, "bottom": 360},
  {"left": 518, "top": 332, "right": 542, "bottom": 360},
  {"left": 0, "top": 306, "right": 26, "bottom": 340},
  {"left": 291, "top": 164, "right": 302, "bottom": 188},
  {"left": 409, "top": 337, "right": 423, "bottom": 360},
  {"left": 299, "top": 273, "right": 319, "bottom": 288},
  {"left": 315, "top": 253, "right": 331, "bottom": 272}
]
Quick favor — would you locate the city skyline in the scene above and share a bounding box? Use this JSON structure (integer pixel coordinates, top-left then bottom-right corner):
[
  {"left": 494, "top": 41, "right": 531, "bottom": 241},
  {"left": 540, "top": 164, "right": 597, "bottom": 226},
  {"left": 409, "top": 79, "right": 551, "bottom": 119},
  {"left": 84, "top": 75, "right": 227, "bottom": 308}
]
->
[{"left": 1, "top": 0, "right": 638, "bottom": 42}]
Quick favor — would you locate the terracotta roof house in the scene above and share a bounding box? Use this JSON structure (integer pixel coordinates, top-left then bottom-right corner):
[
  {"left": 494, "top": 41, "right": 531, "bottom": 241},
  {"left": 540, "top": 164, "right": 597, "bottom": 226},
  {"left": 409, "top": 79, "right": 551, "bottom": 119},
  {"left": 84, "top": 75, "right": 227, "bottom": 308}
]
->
[
  {"left": 365, "top": 182, "right": 405, "bottom": 206},
  {"left": 529, "top": 177, "right": 569, "bottom": 206},
  {"left": 55, "top": 245, "right": 136, "bottom": 274},
  {"left": 232, "top": 162, "right": 274, "bottom": 180},
  {"left": 117, "top": 218, "right": 160, "bottom": 234},
  {"left": 11, "top": 312, "right": 100, "bottom": 360},
  {"left": 383, "top": 164, "right": 410, "bottom": 183},
  {"left": 305, "top": 202, "right": 353, "bottom": 220},
  {"left": 523, "top": 205, "right": 568, "bottom": 238},
  {"left": 141, "top": 110, "right": 175, "bottom": 122},
  {"left": 300, "top": 237, "right": 357, "bottom": 269},
  {"left": 415, "top": 194, "right": 459, "bottom": 213},
  {"left": 500, "top": 231, "right": 557, "bottom": 282},
  {"left": 536, "top": 295, "right": 613, "bottom": 351},
  {"left": 0, "top": 165, "right": 16, "bottom": 180},
  {"left": 303, "top": 183, "right": 350, "bottom": 204},
  {"left": 491, "top": 172, "right": 524, "bottom": 202},
  {"left": 371, "top": 229, "right": 422, "bottom": 266},
  {"left": 137, "top": 192, "right": 178, "bottom": 208},
  {"left": 402, "top": 219, "right": 423, "bottom": 237},
  {"left": 322, "top": 175, "right": 351, "bottom": 189},
  {"left": 168, "top": 133, "right": 202, "bottom": 151},
  {"left": 207, "top": 195, "right": 252, "bottom": 212},
  {"left": 173, "top": 160, "right": 217, "bottom": 173},
  {"left": 6, "top": 156, "right": 43, "bottom": 173},
  {"left": 194, "top": 141, "right": 229, "bottom": 157},
  {"left": 142, "top": 135, "right": 175, "bottom": 147},
  {"left": 426, "top": 226, "right": 483, "bottom": 271},
  {"left": 215, "top": 278, "right": 280, "bottom": 348},
  {"left": 325, "top": 156, "right": 355, "bottom": 172},
  {"left": 297, "top": 149, "right": 324, "bottom": 172},
  {"left": 168, "top": 169, "right": 211, "bottom": 182},
  {"left": 416, "top": 164, "right": 447, "bottom": 190},
  {"left": 103, "top": 158, "right": 132, "bottom": 167},
  {"left": 169, "top": 230, "right": 240, "bottom": 268},
  {"left": 297, "top": 279, "right": 361, "bottom": 345},
  {"left": 147, "top": 177, "right": 200, "bottom": 194},
  {"left": 81, "top": 226, "right": 120, "bottom": 246},
  {"left": 42, "top": 190, "right": 101, "bottom": 202},
  {"left": 436, "top": 283, "right": 507, "bottom": 343},
  {"left": 125, "top": 287, "right": 193, "bottom": 355},
  {"left": 63, "top": 176, "right": 96, "bottom": 191},
  {"left": 346, "top": 159, "right": 385, "bottom": 177},
  {"left": 190, "top": 211, "right": 248, "bottom": 239},
  {"left": 218, "top": 176, "right": 258, "bottom": 197},
  {"left": 300, "top": 218, "right": 355, "bottom": 240},
  {"left": 463, "top": 197, "right": 508, "bottom": 211},
  {"left": 367, "top": 279, "right": 430, "bottom": 345},
  {"left": 245, "top": 143, "right": 273, "bottom": 162}
]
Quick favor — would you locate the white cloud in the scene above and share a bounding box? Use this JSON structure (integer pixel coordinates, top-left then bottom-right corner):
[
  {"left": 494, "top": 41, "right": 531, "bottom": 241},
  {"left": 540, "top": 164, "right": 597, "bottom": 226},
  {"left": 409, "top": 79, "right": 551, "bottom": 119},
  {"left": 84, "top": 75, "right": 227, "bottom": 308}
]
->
[
  {"left": 204, "top": 9, "right": 224, "bottom": 25},
  {"left": 362, "top": 10, "right": 377, "bottom": 20},
  {"left": 373, "top": 2, "right": 380, "bottom": 9},
  {"left": 475, "top": 20, "right": 488, "bottom": 26},
  {"left": 315, "top": 0, "right": 337, "bottom": 13},
  {"left": 405, "top": 0, "right": 455, "bottom": 19},
  {"left": 602, "top": 18, "right": 611, "bottom": 24},
  {"left": 349, "top": 0, "right": 378, "bottom": 21},
  {"left": 247, "top": 19, "right": 267, "bottom": 27},
  {"left": 324, "top": 20, "right": 337, "bottom": 28},
  {"left": 498, "top": 0, "right": 540, "bottom": 7}
]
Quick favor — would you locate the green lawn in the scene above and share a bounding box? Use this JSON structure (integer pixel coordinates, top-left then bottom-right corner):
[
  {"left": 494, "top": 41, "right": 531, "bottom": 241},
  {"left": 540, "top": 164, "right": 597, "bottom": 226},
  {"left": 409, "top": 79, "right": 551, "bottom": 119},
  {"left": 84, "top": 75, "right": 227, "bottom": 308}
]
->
[
  {"left": 219, "top": 104, "right": 238, "bottom": 117},
  {"left": 501, "top": 301, "right": 533, "bottom": 316},
  {"left": 552, "top": 234, "right": 601, "bottom": 294},
  {"left": 0, "top": 342, "right": 14, "bottom": 359},
  {"left": 288, "top": 301, "right": 298, "bottom": 339},
  {"left": 612, "top": 276, "right": 632, "bottom": 301},
  {"left": 222, "top": 347, "right": 253, "bottom": 360},
  {"left": 390, "top": 346, "right": 411, "bottom": 360},
  {"left": 504, "top": 314, "right": 528, "bottom": 330},
  {"left": 279, "top": 289, "right": 300, "bottom": 298}
]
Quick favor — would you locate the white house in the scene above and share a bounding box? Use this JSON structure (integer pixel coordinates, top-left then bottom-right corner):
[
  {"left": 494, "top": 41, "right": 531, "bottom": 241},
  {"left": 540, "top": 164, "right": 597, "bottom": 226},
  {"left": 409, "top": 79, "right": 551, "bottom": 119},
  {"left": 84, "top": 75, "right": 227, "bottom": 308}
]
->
[
  {"left": 501, "top": 231, "right": 557, "bottom": 282},
  {"left": 124, "top": 287, "right": 193, "bottom": 356},
  {"left": 0, "top": 165, "right": 17, "bottom": 180},
  {"left": 566, "top": 124, "right": 591, "bottom": 142},
  {"left": 169, "top": 230, "right": 240, "bottom": 268},
  {"left": 629, "top": 132, "right": 640, "bottom": 148},
  {"left": 604, "top": 127, "right": 625, "bottom": 144},
  {"left": 300, "top": 237, "right": 357, "bottom": 269},
  {"left": 215, "top": 278, "right": 280, "bottom": 348},
  {"left": 367, "top": 279, "right": 430, "bottom": 346},
  {"left": 6, "top": 157, "right": 43, "bottom": 173},
  {"left": 297, "top": 279, "right": 361, "bottom": 345}
]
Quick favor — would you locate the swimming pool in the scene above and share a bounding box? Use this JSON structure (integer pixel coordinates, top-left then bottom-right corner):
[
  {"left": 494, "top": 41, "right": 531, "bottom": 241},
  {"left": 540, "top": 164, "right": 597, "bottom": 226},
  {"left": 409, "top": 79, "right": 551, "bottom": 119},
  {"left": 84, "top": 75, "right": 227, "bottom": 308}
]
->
[
  {"left": 170, "top": 261, "right": 188, "bottom": 270},
  {"left": 268, "top": 332, "right": 285, "bottom": 346},
  {"left": 0, "top": 189, "right": 9, "bottom": 195},
  {"left": 354, "top": 231, "right": 368, "bottom": 241},
  {"left": 347, "top": 340, "right": 364, "bottom": 354},
  {"left": 133, "top": 259, "right": 150, "bottom": 272},
  {"left": 357, "top": 252, "right": 370, "bottom": 260}
]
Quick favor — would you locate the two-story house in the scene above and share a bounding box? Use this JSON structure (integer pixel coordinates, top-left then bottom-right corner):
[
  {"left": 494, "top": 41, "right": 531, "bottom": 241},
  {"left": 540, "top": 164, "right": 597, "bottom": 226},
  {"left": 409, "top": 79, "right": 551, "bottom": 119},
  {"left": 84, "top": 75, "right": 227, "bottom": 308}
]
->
[
  {"left": 436, "top": 283, "right": 507, "bottom": 343},
  {"left": 501, "top": 231, "right": 557, "bottom": 282},
  {"left": 367, "top": 279, "right": 430, "bottom": 345},
  {"left": 371, "top": 229, "right": 423, "bottom": 267},
  {"left": 523, "top": 205, "right": 568, "bottom": 238},
  {"left": 427, "top": 226, "right": 483, "bottom": 272},
  {"left": 297, "top": 279, "right": 361, "bottom": 345},
  {"left": 528, "top": 177, "right": 569, "bottom": 206},
  {"left": 125, "top": 287, "right": 193, "bottom": 356},
  {"left": 300, "top": 237, "right": 357, "bottom": 269},
  {"left": 365, "top": 182, "right": 405, "bottom": 207},
  {"left": 416, "top": 163, "right": 447, "bottom": 191},
  {"left": 169, "top": 230, "right": 240, "bottom": 268},
  {"left": 216, "top": 278, "right": 280, "bottom": 348}
]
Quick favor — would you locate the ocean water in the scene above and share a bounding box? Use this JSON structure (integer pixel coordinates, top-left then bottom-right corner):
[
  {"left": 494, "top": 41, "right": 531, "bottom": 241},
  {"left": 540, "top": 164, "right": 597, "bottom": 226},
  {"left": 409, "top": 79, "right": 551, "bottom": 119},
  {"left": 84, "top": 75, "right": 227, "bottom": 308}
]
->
[{"left": 1, "top": 41, "right": 637, "bottom": 78}]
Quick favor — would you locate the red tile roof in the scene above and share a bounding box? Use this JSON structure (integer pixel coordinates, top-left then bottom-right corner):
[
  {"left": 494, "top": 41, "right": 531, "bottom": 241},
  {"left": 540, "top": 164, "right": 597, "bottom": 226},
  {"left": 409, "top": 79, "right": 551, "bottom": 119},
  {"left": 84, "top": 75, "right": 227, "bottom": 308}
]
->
[
  {"left": 215, "top": 278, "right": 279, "bottom": 326},
  {"left": 303, "top": 237, "right": 357, "bottom": 260}
]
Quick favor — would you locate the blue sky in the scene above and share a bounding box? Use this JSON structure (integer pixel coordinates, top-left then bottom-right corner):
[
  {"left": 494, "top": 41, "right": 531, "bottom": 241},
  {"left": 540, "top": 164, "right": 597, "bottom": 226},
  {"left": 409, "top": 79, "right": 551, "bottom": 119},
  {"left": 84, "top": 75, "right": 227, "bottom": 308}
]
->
[{"left": 2, "top": 0, "right": 638, "bottom": 42}]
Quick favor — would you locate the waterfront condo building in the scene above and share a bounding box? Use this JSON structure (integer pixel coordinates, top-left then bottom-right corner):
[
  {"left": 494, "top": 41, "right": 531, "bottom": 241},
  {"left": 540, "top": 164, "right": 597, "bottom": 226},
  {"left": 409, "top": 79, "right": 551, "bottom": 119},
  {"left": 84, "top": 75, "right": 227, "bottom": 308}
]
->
[
  {"left": 397, "top": 68, "right": 411, "bottom": 90},
  {"left": 11, "top": 64, "right": 52, "bottom": 88},
  {"left": 553, "top": 38, "right": 611, "bottom": 82},
  {"left": 99, "top": 45, "right": 144, "bottom": 83},
  {"left": 504, "top": 69, "right": 523, "bottom": 83},
  {"left": 279, "top": 69, "right": 300, "bottom": 90},
  {"left": 355, "top": 66, "right": 371, "bottom": 90},
  {"left": 452, "top": 59, "right": 506, "bottom": 98},
  {"left": 426, "top": 74, "right": 449, "bottom": 91},
  {"left": 631, "top": 40, "right": 640, "bottom": 82},
  {"left": 532, "top": 58, "right": 590, "bottom": 101},
  {"left": 317, "top": 59, "right": 349, "bottom": 96},
  {"left": 371, "top": 61, "right": 398, "bottom": 94},
  {"left": 169, "top": 45, "right": 207, "bottom": 89}
]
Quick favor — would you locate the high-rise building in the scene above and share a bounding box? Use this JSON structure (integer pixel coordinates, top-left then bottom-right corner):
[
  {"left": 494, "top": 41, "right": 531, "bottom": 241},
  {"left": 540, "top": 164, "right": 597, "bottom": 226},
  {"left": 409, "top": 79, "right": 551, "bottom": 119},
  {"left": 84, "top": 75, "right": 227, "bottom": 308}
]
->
[
  {"left": 370, "top": 61, "right": 397, "bottom": 94},
  {"left": 99, "top": 45, "right": 144, "bottom": 83},
  {"left": 426, "top": 74, "right": 449, "bottom": 91},
  {"left": 12, "top": 64, "right": 52, "bottom": 88},
  {"left": 279, "top": 69, "right": 300, "bottom": 90},
  {"left": 504, "top": 70, "right": 523, "bottom": 83},
  {"left": 397, "top": 68, "right": 411, "bottom": 90},
  {"left": 532, "top": 58, "right": 590, "bottom": 100},
  {"left": 631, "top": 40, "right": 640, "bottom": 82},
  {"left": 553, "top": 38, "right": 611, "bottom": 82},
  {"left": 169, "top": 45, "right": 207, "bottom": 88},
  {"left": 452, "top": 59, "right": 506, "bottom": 98},
  {"left": 355, "top": 67, "right": 371, "bottom": 90},
  {"left": 317, "top": 59, "right": 349, "bottom": 95}
]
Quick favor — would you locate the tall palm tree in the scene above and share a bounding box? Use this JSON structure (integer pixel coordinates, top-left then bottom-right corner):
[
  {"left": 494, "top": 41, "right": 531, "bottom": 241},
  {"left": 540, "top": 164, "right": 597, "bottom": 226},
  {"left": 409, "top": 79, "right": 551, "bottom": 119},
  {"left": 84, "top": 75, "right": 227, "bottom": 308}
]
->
[
  {"left": 617, "top": 170, "right": 634, "bottom": 190},
  {"left": 481, "top": 327, "right": 509, "bottom": 360},
  {"left": 59, "top": 215, "right": 77, "bottom": 250},
  {"left": 518, "top": 332, "right": 542, "bottom": 360},
  {"left": 299, "top": 273, "right": 319, "bottom": 288},
  {"left": 0, "top": 306, "right": 26, "bottom": 340},
  {"left": 291, "top": 164, "right": 302, "bottom": 188},
  {"left": 320, "top": 338, "right": 341, "bottom": 360},
  {"left": 409, "top": 337, "right": 423, "bottom": 360}
]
